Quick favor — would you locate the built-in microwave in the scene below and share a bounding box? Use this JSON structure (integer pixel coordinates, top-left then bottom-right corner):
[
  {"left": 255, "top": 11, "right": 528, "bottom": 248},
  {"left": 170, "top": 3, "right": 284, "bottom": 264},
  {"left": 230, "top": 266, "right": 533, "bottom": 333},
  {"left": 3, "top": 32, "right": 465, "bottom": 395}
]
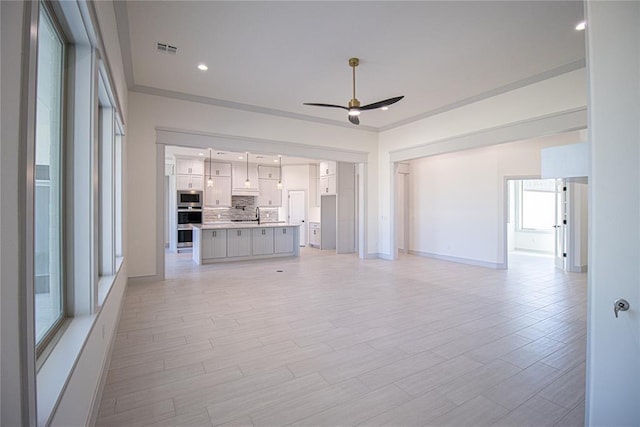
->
[
  {"left": 177, "top": 190, "right": 202, "bottom": 208},
  {"left": 177, "top": 209, "right": 202, "bottom": 225}
]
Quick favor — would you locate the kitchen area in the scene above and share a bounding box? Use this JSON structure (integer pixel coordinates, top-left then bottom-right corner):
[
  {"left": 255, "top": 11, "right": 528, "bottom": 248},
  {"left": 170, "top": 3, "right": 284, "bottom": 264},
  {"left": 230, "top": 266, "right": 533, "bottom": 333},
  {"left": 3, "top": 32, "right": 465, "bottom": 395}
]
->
[{"left": 165, "top": 146, "right": 357, "bottom": 266}]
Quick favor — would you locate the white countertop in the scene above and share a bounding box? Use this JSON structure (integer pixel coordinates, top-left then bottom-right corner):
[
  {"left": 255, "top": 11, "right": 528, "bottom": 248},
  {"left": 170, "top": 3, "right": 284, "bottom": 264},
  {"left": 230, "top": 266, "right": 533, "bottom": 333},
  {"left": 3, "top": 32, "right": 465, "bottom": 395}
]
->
[{"left": 194, "top": 222, "right": 300, "bottom": 230}]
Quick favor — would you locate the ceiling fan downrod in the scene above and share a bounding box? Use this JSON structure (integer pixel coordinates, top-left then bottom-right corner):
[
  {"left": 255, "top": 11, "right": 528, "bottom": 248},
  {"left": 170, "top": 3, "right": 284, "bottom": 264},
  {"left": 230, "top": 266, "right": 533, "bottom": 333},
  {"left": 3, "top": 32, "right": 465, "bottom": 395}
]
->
[{"left": 348, "top": 57, "right": 360, "bottom": 111}]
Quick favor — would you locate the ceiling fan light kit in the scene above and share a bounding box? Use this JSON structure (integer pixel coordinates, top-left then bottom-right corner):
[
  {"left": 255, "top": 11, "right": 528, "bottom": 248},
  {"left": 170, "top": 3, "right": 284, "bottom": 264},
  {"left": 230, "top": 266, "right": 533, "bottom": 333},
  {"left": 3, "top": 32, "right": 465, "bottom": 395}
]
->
[{"left": 304, "top": 57, "right": 404, "bottom": 125}]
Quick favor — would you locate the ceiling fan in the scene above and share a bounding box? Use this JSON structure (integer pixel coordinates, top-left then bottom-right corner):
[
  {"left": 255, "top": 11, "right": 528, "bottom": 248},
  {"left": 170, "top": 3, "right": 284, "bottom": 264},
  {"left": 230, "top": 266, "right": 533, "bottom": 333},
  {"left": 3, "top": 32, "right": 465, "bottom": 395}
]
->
[{"left": 304, "top": 57, "right": 404, "bottom": 125}]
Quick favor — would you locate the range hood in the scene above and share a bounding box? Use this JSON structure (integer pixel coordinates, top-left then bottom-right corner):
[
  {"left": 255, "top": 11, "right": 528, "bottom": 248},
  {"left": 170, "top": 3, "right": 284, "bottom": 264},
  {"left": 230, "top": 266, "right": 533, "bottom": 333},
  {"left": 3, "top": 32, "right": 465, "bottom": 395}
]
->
[{"left": 231, "top": 188, "right": 259, "bottom": 196}]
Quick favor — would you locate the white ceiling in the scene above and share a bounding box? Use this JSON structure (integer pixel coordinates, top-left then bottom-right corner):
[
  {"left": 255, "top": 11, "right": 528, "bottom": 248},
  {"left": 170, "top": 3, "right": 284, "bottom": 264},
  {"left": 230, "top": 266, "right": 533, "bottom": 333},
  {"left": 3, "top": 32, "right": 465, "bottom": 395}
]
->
[{"left": 117, "top": 1, "right": 585, "bottom": 130}]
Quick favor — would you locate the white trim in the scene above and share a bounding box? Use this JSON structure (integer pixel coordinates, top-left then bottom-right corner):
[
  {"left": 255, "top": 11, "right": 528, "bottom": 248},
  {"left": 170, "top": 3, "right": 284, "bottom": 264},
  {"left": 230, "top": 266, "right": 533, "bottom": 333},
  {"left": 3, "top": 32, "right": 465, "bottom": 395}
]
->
[
  {"left": 380, "top": 61, "right": 586, "bottom": 132},
  {"left": 19, "top": 1, "right": 40, "bottom": 423},
  {"left": 408, "top": 250, "right": 505, "bottom": 270},
  {"left": 155, "top": 127, "right": 370, "bottom": 164},
  {"left": 135, "top": 85, "right": 378, "bottom": 132},
  {"left": 36, "top": 260, "right": 125, "bottom": 427},
  {"left": 389, "top": 107, "right": 587, "bottom": 163}
]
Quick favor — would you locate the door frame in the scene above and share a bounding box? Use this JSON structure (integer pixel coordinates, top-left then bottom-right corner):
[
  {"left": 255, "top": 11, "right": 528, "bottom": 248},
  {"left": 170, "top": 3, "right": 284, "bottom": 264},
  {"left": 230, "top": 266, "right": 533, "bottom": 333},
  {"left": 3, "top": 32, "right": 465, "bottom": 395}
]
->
[{"left": 503, "top": 175, "right": 568, "bottom": 269}]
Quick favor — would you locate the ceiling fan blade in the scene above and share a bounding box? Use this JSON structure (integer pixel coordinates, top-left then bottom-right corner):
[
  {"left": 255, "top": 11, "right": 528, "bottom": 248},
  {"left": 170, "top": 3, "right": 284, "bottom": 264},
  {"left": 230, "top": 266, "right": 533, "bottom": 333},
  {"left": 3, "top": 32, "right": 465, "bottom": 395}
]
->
[
  {"left": 303, "top": 103, "right": 348, "bottom": 110},
  {"left": 359, "top": 96, "right": 404, "bottom": 111},
  {"left": 348, "top": 115, "right": 360, "bottom": 125}
]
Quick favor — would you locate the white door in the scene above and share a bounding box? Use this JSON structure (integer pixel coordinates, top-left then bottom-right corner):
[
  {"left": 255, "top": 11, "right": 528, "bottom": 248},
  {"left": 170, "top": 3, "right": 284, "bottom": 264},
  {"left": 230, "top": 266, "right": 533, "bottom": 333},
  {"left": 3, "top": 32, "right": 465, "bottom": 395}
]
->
[
  {"left": 586, "top": 1, "right": 640, "bottom": 424},
  {"left": 554, "top": 179, "right": 566, "bottom": 269},
  {"left": 288, "top": 190, "right": 306, "bottom": 246}
]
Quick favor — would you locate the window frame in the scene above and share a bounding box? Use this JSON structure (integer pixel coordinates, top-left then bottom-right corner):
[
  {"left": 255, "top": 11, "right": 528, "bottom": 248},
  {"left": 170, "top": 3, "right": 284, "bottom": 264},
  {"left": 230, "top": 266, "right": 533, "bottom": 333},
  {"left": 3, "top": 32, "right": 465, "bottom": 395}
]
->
[{"left": 34, "top": 0, "right": 69, "bottom": 358}]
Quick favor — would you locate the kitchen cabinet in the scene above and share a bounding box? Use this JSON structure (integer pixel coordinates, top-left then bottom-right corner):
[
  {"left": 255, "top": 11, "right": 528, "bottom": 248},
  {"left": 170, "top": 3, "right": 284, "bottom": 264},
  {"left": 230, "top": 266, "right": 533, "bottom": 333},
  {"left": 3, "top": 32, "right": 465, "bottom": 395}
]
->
[
  {"left": 176, "top": 158, "right": 204, "bottom": 175},
  {"left": 274, "top": 227, "right": 295, "bottom": 253},
  {"left": 205, "top": 161, "right": 231, "bottom": 177},
  {"left": 252, "top": 228, "right": 274, "bottom": 255},
  {"left": 204, "top": 176, "right": 231, "bottom": 207},
  {"left": 258, "top": 179, "right": 282, "bottom": 207},
  {"left": 177, "top": 174, "right": 204, "bottom": 191},
  {"left": 193, "top": 225, "right": 300, "bottom": 264},
  {"left": 258, "top": 165, "right": 280, "bottom": 180},
  {"left": 232, "top": 162, "right": 259, "bottom": 195},
  {"left": 201, "top": 229, "right": 227, "bottom": 259},
  {"left": 319, "top": 174, "right": 336, "bottom": 195},
  {"left": 227, "top": 228, "right": 252, "bottom": 257},
  {"left": 308, "top": 222, "right": 321, "bottom": 248},
  {"left": 319, "top": 161, "right": 336, "bottom": 177}
]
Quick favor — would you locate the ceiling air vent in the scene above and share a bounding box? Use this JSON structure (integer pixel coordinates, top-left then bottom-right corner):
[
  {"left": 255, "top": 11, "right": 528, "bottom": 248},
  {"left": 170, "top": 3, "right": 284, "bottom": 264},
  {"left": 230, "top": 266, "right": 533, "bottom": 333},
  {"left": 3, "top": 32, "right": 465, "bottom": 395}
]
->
[{"left": 156, "top": 42, "right": 178, "bottom": 55}]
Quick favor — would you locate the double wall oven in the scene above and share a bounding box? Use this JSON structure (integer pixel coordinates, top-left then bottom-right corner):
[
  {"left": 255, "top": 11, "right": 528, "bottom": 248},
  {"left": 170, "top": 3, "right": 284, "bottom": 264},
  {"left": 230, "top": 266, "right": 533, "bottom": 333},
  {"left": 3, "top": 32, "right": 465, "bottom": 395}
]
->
[{"left": 177, "top": 190, "right": 202, "bottom": 249}]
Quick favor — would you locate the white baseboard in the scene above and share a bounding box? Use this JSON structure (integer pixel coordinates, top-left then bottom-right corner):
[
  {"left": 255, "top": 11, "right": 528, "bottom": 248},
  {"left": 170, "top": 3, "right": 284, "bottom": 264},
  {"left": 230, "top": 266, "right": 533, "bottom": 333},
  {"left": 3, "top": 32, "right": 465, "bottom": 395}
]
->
[{"left": 408, "top": 250, "right": 503, "bottom": 269}]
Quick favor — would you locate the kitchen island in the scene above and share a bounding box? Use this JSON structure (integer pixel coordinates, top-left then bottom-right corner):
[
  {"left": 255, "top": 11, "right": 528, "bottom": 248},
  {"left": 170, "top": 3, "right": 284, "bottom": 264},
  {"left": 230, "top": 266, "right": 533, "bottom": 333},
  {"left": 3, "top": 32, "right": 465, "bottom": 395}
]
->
[{"left": 192, "top": 223, "right": 300, "bottom": 265}]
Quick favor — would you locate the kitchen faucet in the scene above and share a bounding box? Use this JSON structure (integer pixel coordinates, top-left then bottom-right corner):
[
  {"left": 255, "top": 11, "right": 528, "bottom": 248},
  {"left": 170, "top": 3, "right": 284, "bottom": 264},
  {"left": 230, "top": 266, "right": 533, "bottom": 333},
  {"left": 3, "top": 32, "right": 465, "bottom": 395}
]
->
[{"left": 255, "top": 207, "right": 261, "bottom": 224}]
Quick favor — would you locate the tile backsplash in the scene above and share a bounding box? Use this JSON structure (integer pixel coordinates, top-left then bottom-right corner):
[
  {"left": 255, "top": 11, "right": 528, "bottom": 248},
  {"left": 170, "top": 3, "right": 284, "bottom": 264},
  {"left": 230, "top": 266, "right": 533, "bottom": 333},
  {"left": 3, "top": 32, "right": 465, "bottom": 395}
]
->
[{"left": 203, "top": 196, "right": 279, "bottom": 223}]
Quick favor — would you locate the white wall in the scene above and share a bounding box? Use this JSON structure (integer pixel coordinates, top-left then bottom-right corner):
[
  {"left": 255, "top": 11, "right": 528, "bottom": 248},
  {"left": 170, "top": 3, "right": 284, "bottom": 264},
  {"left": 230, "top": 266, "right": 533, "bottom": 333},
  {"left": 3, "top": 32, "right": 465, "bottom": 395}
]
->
[
  {"left": 408, "top": 132, "right": 582, "bottom": 267},
  {"left": 585, "top": 1, "right": 640, "bottom": 424},
  {"left": 378, "top": 69, "right": 588, "bottom": 258},
  {"left": 127, "top": 92, "right": 378, "bottom": 277}
]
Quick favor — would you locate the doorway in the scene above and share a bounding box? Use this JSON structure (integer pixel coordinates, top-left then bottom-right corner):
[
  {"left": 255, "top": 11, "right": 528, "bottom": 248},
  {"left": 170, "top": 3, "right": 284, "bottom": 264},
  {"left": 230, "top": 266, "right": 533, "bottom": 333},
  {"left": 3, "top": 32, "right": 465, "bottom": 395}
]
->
[
  {"left": 287, "top": 190, "right": 306, "bottom": 246},
  {"left": 506, "top": 178, "right": 588, "bottom": 272}
]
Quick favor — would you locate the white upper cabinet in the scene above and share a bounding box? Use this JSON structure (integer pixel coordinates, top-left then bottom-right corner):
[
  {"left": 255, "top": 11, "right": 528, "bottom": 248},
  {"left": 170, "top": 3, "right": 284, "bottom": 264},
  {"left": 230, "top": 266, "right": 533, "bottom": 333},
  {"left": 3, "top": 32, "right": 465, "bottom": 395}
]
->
[
  {"left": 206, "top": 161, "right": 231, "bottom": 177},
  {"left": 177, "top": 174, "right": 204, "bottom": 191},
  {"left": 319, "top": 174, "right": 336, "bottom": 195},
  {"left": 232, "top": 162, "right": 259, "bottom": 195},
  {"left": 204, "top": 176, "right": 232, "bottom": 207},
  {"left": 258, "top": 165, "right": 280, "bottom": 180},
  {"left": 204, "top": 161, "right": 232, "bottom": 207},
  {"left": 176, "top": 158, "right": 204, "bottom": 176},
  {"left": 258, "top": 179, "right": 282, "bottom": 207},
  {"left": 319, "top": 161, "right": 336, "bottom": 177}
]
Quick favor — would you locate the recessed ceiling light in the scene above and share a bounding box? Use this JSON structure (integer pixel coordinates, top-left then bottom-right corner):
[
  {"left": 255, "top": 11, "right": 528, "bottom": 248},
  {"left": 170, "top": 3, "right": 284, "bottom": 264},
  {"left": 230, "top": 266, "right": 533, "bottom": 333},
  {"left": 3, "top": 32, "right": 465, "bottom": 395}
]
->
[
  {"left": 198, "top": 152, "right": 204, "bottom": 156},
  {"left": 575, "top": 21, "right": 586, "bottom": 31},
  {"left": 238, "top": 156, "right": 244, "bottom": 160},
  {"left": 381, "top": 106, "right": 389, "bottom": 111},
  {"left": 197, "top": 63, "right": 208, "bottom": 71},
  {"left": 273, "top": 159, "right": 279, "bottom": 163}
]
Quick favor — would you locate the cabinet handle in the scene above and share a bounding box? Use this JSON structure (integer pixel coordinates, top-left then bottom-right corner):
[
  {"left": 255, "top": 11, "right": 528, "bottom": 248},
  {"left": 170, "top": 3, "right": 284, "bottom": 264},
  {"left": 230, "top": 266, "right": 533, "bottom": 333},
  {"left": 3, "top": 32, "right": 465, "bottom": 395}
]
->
[
  {"left": 213, "top": 231, "right": 216, "bottom": 237},
  {"left": 216, "top": 170, "right": 219, "bottom": 176},
  {"left": 216, "top": 200, "right": 219, "bottom": 205},
  {"left": 283, "top": 229, "right": 286, "bottom": 234},
  {"left": 237, "top": 230, "right": 241, "bottom": 236}
]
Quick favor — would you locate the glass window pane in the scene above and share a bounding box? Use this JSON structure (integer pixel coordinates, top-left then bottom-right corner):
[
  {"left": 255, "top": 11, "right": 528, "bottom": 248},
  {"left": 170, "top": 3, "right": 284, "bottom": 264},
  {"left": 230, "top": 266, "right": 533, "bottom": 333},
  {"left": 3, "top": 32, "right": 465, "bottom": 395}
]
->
[
  {"left": 521, "top": 179, "right": 556, "bottom": 230},
  {"left": 35, "top": 7, "right": 64, "bottom": 346}
]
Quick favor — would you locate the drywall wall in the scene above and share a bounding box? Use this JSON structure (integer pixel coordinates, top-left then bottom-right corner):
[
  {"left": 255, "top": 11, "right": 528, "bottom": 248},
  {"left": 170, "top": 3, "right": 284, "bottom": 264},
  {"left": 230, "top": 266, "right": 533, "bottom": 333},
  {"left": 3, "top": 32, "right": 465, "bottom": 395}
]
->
[
  {"left": 127, "top": 92, "right": 378, "bottom": 277},
  {"left": 585, "top": 1, "right": 640, "bottom": 424},
  {"left": 378, "top": 68, "right": 588, "bottom": 258},
  {"left": 408, "top": 132, "right": 582, "bottom": 267}
]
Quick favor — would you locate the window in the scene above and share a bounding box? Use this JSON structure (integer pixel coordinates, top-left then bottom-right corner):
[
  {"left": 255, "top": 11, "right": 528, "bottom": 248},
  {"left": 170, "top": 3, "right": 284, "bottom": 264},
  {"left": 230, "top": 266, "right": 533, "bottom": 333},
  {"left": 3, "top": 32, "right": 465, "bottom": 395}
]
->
[
  {"left": 519, "top": 179, "right": 556, "bottom": 230},
  {"left": 34, "top": 4, "right": 66, "bottom": 349}
]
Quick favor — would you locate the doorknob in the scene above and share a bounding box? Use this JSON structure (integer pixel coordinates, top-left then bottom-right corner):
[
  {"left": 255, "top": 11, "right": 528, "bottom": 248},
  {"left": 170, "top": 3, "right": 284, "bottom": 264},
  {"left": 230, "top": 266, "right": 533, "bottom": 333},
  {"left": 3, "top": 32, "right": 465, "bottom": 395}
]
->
[{"left": 614, "top": 298, "right": 630, "bottom": 318}]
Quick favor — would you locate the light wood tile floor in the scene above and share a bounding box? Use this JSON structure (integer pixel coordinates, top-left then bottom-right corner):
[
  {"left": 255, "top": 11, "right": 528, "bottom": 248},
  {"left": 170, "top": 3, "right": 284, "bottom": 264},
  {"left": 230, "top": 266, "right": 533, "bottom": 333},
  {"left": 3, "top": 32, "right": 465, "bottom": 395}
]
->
[{"left": 97, "top": 249, "right": 587, "bottom": 426}]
